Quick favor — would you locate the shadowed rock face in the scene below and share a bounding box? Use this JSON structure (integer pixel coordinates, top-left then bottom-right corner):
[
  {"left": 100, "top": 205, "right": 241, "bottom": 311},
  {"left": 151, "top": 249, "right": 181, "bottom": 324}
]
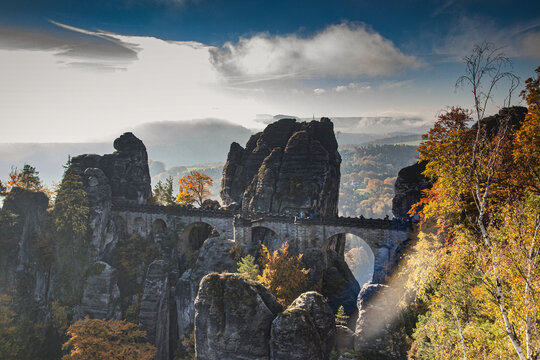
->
[
  {"left": 391, "top": 160, "right": 430, "bottom": 219},
  {"left": 354, "top": 284, "right": 399, "bottom": 359},
  {"left": 139, "top": 260, "right": 170, "bottom": 360},
  {"left": 220, "top": 118, "right": 341, "bottom": 216},
  {"left": 71, "top": 132, "right": 152, "bottom": 206},
  {"left": 80, "top": 261, "right": 121, "bottom": 320}
]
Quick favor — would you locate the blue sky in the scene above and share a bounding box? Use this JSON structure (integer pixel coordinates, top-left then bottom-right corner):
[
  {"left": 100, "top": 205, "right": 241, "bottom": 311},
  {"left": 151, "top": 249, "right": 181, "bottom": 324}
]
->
[{"left": 0, "top": 0, "right": 539, "bottom": 142}]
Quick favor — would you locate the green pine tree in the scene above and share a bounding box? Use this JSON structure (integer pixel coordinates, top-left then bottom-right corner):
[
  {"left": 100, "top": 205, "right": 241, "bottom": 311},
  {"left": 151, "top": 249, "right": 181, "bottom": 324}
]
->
[
  {"left": 53, "top": 162, "right": 91, "bottom": 305},
  {"left": 152, "top": 177, "right": 175, "bottom": 206},
  {"left": 335, "top": 305, "right": 349, "bottom": 327},
  {"left": 237, "top": 255, "right": 260, "bottom": 281},
  {"left": 54, "top": 165, "right": 89, "bottom": 243}
]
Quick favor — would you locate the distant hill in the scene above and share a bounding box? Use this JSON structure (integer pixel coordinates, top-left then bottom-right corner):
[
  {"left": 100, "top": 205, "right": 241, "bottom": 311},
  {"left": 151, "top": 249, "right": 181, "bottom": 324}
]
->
[
  {"left": 0, "top": 119, "right": 252, "bottom": 186},
  {"left": 362, "top": 133, "right": 422, "bottom": 145}
]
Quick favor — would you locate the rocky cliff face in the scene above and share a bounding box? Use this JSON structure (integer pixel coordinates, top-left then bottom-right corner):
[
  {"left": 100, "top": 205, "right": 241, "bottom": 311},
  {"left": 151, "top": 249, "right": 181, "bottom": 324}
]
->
[
  {"left": 392, "top": 160, "right": 430, "bottom": 219},
  {"left": 221, "top": 118, "right": 341, "bottom": 216},
  {"left": 139, "top": 260, "right": 171, "bottom": 360},
  {"left": 175, "top": 237, "right": 238, "bottom": 338},
  {"left": 70, "top": 132, "right": 151, "bottom": 256},
  {"left": 1, "top": 188, "right": 50, "bottom": 314},
  {"left": 80, "top": 261, "right": 121, "bottom": 320},
  {"left": 71, "top": 132, "right": 152, "bottom": 206},
  {"left": 354, "top": 284, "right": 400, "bottom": 359},
  {"left": 2, "top": 188, "right": 49, "bottom": 273}
]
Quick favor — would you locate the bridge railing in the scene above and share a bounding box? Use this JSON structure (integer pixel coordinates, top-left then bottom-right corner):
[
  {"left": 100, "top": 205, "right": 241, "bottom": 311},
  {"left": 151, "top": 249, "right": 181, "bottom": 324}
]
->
[{"left": 110, "top": 203, "right": 411, "bottom": 230}]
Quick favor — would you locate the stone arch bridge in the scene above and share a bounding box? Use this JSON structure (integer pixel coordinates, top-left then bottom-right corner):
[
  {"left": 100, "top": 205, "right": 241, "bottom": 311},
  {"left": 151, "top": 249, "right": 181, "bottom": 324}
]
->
[{"left": 111, "top": 204, "right": 411, "bottom": 283}]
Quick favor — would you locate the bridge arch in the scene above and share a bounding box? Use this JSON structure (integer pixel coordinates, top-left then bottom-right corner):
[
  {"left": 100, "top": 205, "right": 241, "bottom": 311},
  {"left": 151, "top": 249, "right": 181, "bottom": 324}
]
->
[
  {"left": 152, "top": 219, "right": 167, "bottom": 234},
  {"left": 113, "top": 215, "right": 127, "bottom": 237},
  {"left": 133, "top": 217, "right": 146, "bottom": 235},
  {"left": 324, "top": 231, "right": 375, "bottom": 287},
  {"left": 251, "top": 226, "right": 281, "bottom": 253},
  {"left": 181, "top": 221, "right": 220, "bottom": 252}
]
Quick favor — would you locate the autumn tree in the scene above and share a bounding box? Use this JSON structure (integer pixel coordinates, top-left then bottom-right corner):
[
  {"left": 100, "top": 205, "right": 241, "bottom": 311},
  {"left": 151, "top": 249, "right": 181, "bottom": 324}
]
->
[
  {"left": 6, "top": 164, "right": 42, "bottom": 191},
  {"left": 407, "top": 51, "right": 540, "bottom": 359},
  {"left": 152, "top": 177, "right": 175, "bottom": 206},
  {"left": 62, "top": 317, "right": 156, "bottom": 360},
  {"left": 176, "top": 171, "right": 213, "bottom": 206},
  {"left": 258, "top": 242, "right": 309, "bottom": 306},
  {"left": 514, "top": 66, "right": 540, "bottom": 194}
]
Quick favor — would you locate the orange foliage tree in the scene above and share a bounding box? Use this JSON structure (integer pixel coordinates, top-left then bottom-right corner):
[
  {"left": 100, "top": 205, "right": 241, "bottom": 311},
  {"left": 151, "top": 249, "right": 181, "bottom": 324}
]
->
[
  {"left": 176, "top": 171, "right": 213, "bottom": 206},
  {"left": 62, "top": 317, "right": 156, "bottom": 360},
  {"left": 258, "top": 242, "right": 309, "bottom": 306}
]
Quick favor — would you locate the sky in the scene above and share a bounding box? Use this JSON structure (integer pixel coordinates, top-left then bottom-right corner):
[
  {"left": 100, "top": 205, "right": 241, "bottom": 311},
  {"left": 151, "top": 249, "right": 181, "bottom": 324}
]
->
[{"left": 0, "top": 0, "right": 539, "bottom": 143}]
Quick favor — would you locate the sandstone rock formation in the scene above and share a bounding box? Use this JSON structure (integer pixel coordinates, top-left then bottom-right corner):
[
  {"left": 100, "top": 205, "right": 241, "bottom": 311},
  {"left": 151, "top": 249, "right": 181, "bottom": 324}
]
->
[
  {"left": 1, "top": 188, "right": 50, "bottom": 309},
  {"left": 321, "top": 249, "right": 360, "bottom": 314},
  {"left": 220, "top": 118, "right": 341, "bottom": 216},
  {"left": 139, "top": 260, "right": 171, "bottom": 360},
  {"left": 71, "top": 132, "right": 152, "bottom": 206},
  {"left": 335, "top": 325, "right": 355, "bottom": 352},
  {"left": 194, "top": 273, "right": 282, "bottom": 360},
  {"left": 80, "top": 261, "right": 121, "bottom": 320},
  {"left": 2, "top": 188, "right": 49, "bottom": 272},
  {"left": 354, "top": 283, "right": 398, "bottom": 358},
  {"left": 270, "top": 291, "right": 335, "bottom": 360},
  {"left": 70, "top": 132, "right": 151, "bottom": 256},
  {"left": 175, "top": 237, "right": 238, "bottom": 337},
  {"left": 271, "top": 308, "right": 323, "bottom": 360},
  {"left": 392, "top": 160, "right": 430, "bottom": 219},
  {"left": 287, "top": 291, "right": 336, "bottom": 358}
]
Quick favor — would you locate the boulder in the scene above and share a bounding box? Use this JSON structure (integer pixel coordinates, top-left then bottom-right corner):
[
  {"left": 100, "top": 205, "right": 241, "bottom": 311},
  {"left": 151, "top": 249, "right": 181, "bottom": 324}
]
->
[
  {"left": 220, "top": 118, "right": 341, "bottom": 216},
  {"left": 270, "top": 308, "right": 323, "bottom": 360},
  {"left": 335, "top": 325, "right": 355, "bottom": 352},
  {"left": 80, "top": 261, "right": 121, "bottom": 320},
  {"left": 194, "top": 273, "right": 282, "bottom": 360},
  {"left": 287, "top": 291, "right": 336, "bottom": 358},
  {"left": 139, "top": 260, "right": 170, "bottom": 360}
]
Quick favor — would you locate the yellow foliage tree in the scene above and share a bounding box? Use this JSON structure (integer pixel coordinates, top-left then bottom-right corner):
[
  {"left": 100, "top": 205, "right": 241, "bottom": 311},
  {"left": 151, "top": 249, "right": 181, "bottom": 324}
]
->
[
  {"left": 176, "top": 171, "right": 213, "bottom": 206},
  {"left": 408, "top": 61, "right": 540, "bottom": 359},
  {"left": 258, "top": 242, "right": 309, "bottom": 306},
  {"left": 62, "top": 317, "right": 156, "bottom": 360}
]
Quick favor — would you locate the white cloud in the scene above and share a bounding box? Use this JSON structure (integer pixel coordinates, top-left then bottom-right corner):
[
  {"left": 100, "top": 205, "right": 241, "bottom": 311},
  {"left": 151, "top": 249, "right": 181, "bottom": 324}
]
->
[
  {"left": 0, "top": 22, "right": 452, "bottom": 144},
  {"left": 209, "top": 23, "right": 421, "bottom": 81},
  {"left": 333, "top": 82, "right": 371, "bottom": 92},
  {"left": 521, "top": 31, "right": 540, "bottom": 59},
  {"left": 433, "top": 15, "right": 540, "bottom": 60}
]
